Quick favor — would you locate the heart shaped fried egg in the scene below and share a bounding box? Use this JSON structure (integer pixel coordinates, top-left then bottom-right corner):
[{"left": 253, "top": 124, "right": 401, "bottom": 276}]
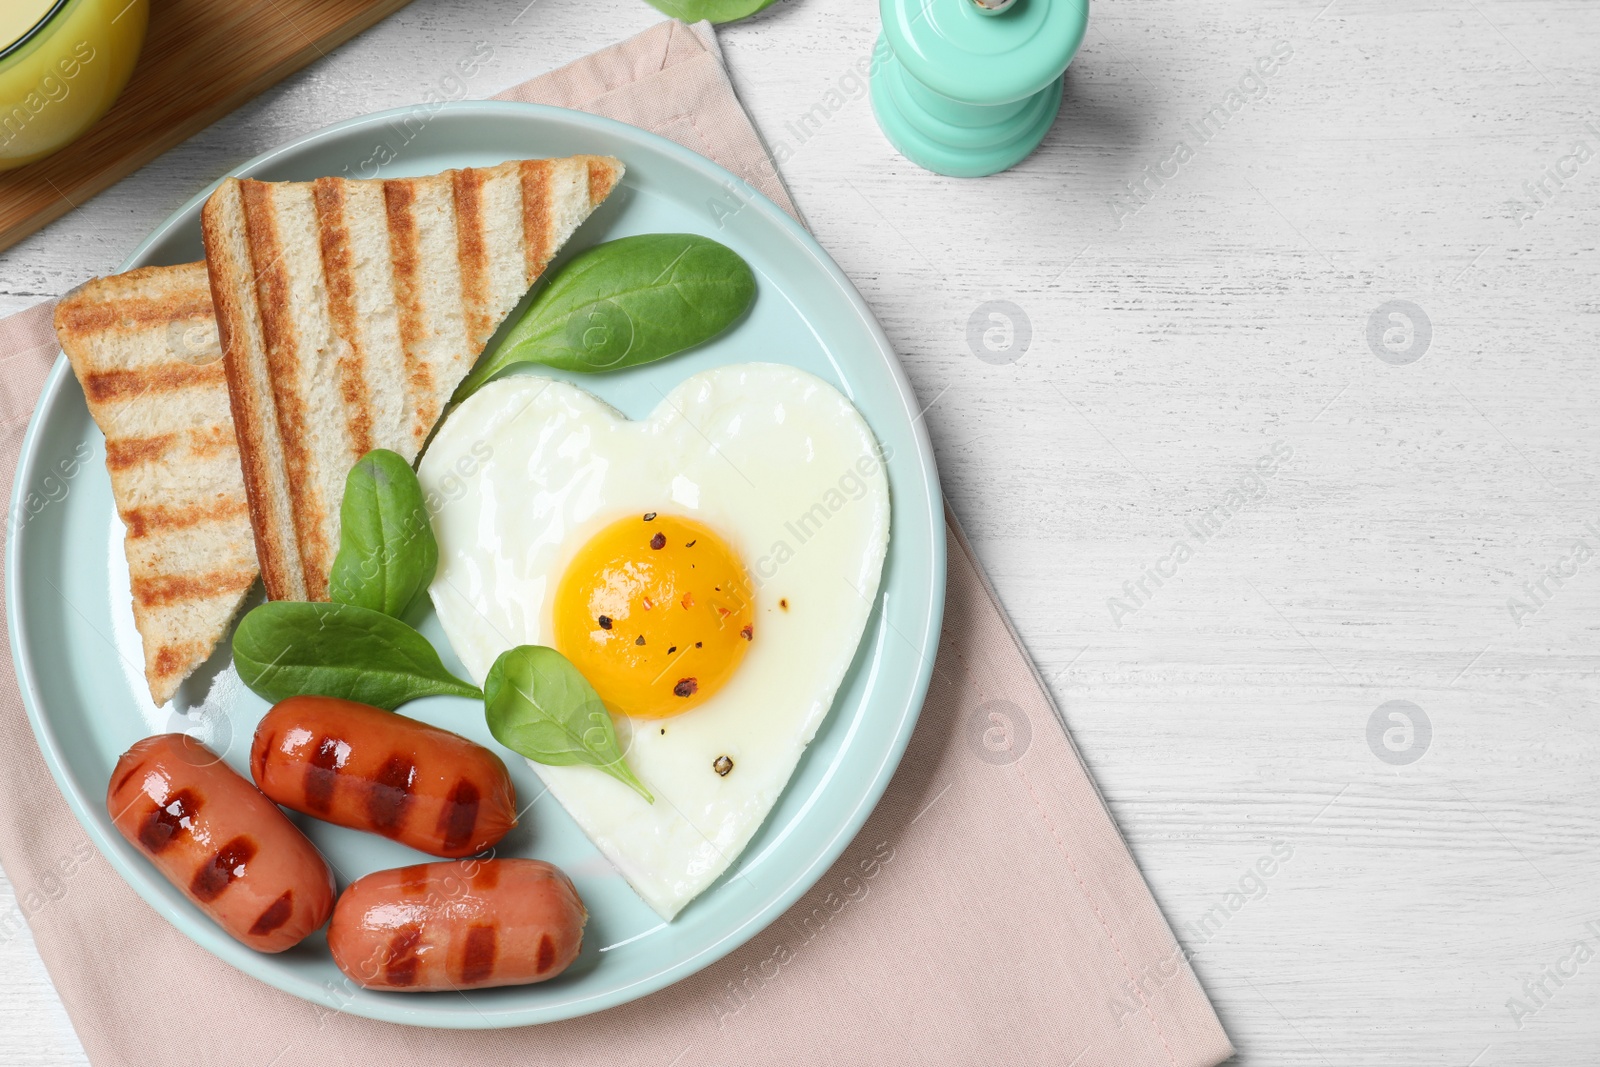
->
[{"left": 420, "top": 363, "right": 890, "bottom": 918}]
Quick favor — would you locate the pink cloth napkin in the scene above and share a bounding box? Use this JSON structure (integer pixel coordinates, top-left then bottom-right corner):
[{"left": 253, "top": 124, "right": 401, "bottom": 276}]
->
[{"left": 0, "top": 20, "right": 1233, "bottom": 1067}]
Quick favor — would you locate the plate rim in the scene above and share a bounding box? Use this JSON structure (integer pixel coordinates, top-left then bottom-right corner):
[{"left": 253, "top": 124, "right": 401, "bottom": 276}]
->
[{"left": 7, "top": 100, "right": 946, "bottom": 1029}]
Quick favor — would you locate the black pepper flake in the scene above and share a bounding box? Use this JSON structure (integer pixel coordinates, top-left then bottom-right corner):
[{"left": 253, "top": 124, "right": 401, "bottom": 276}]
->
[
  {"left": 686, "top": 540, "right": 697, "bottom": 547},
  {"left": 597, "top": 615, "right": 613, "bottom": 630},
  {"left": 643, "top": 512, "right": 657, "bottom": 521},
  {"left": 650, "top": 532, "right": 666, "bottom": 550},
  {"left": 740, "top": 624, "right": 753, "bottom": 641},
  {"left": 660, "top": 728, "right": 666, "bottom": 735},
  {"left": 674, "top": 677, "right": 699, "bottom": 698},
  {"left": 695, "top": 641, "right": 702, "bottom": 648},
  {"left": 635, "top": 635, "right": 645, "bottom": 646},
  {"left": 779, "top": 598, "right": 789, "bottom": 611},
  {"left": 713, "top": 755, "right": 733, "bottom": 777},
  {"left": 668, "top": 646, "right": 677, "bottom": 654}
]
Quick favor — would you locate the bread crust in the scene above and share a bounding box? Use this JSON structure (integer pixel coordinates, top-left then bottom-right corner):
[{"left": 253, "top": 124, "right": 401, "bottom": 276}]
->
[{"left": 204, "top": 180, "right": 305, "bottom": 603}]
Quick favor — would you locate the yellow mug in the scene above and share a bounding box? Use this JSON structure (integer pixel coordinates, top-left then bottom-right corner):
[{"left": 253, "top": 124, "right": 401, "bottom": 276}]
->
[{"left": 0, "top": 0, "right": 149, "bottom": 171}]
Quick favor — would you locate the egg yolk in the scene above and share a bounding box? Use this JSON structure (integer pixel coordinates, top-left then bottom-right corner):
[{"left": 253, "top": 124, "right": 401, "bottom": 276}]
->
[{"left": 553, "top": 514, "right": 755, "bottom": 719}]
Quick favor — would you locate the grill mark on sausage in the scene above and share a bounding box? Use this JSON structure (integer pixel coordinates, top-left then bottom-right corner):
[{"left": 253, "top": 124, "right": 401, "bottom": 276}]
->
[
  {"left": 190, "top": 835, "right": 257, "bottom": 902},
  {"left": 398, "top": 865, "right": 431, "bottom": 897},
  {"left": 366, "top": 755, "right": 417, "bottom": 835},
  {"left": 469, "top": 861, "right": 499, "bottom": 891},
  {"left": 535, "top": 933, "right": 555, "bottom": 975},
  {"left": 113, "top": 761, "right": 146, "bottom": 794},
  {"left": 384, "top": 923, "right": 424, "bottom": 987},
  {"left": 459, "top": 923, "right": 498, "bottom": 985},
  {"left": 137, "top": 788, "right": 199, "bottom": 853},
  {"left": 250, "top": 732, "right": 274, "bottom": 783},
  {"left": 304, "top": 735, "right": 343, "bottom": 814},
  {"left": 248, "top": 890, "right": 294, "bottom": 936},
  {"left": 438, "top": 778, "right": 480, "bottom": 854}
]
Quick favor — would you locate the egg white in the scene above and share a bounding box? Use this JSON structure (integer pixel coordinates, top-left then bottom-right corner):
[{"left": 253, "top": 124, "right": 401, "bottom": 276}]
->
[{"left": 419, "top": 363, "right": 891, "bottom": 919}]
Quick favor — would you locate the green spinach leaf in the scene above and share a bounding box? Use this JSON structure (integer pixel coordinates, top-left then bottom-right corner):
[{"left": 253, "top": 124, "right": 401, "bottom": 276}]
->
[
  {"left": 457, "top": 233, "right": 756, "bottom": 397},
  {"left": 234, "top": 601, "right": 481, "bottom": 709},
  {"left": 328, "top": 449, "right": 437, "bottom": 618},
  {"left": 642, "top": 0, "right": 778, "bottom": 23},
  {"left": 484, "top": 645, "right": 653, "bottom": 802}
]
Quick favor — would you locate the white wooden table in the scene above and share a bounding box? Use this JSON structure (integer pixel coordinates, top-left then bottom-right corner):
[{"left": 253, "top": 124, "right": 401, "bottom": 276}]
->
[{"left": 2, "top": 0, "right": 1597, "bottom": 1062}]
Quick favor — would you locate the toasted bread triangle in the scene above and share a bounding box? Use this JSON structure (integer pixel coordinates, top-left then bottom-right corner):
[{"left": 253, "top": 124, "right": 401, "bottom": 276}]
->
[
  {"left": 54, "top": 263, "right": 260, "bottom": 706},
  {"left": 201, "top": 155, "right": 624, "bottom": 601}
]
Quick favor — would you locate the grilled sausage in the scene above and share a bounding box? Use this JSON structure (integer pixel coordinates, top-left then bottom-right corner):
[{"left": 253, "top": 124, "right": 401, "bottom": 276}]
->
[
  {"left": 249, "top": 696, "right": 517, "bottom": 857},
  {"left": 106, "top": 734, "right": 335, "bottom": 952},
  {"left": 328, "top": 859, "right": 586, "bottom": 991}
]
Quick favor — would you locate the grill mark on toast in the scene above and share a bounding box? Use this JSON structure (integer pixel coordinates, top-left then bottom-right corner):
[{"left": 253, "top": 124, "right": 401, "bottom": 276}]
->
[
  {"left": 186, "top": 423, "right": 237, "bottom": 458},
  {"left": 586, "top": 157, "right": 619, "bottom": 207},
  {"left": 106, "top": 424, "right": 237, "bottom": 471},
  {"left": 240, "top": 180, "right": 327, "bottom": 599},
  {"left": 313, "top": 178, "right": 375, "bottom": 456},
  {"left": 122, "top": 497, "right": 251, "bottom": 539},
  {"left": 384, "top": 180, "right": 429, "bottom": 448},
  {"left": 57, "top": 261, "right": 209, "bottom": 316},
  {"left": 519, "top": 160, "right": 553, "bottom": 281},
  {"left": 132, "top": 567, "right": 260, "bottom": 608},
  {"left": 55, "top": 295, "right": 214, "bottom": 335},
  {"left": 409, "top": 361, "right": 438, "bottom": 445},
  {"left": 105, "top": 433, "right": 178, "bottom": 470},
  {"left": 153, "top": 640, "right": 211, "bottom": 679},
  {"left": 82, "top": 361, "right": 226, "bottom": 403},
  {"left": 453, "top": 168, "right": 493, "bottom": 346}
]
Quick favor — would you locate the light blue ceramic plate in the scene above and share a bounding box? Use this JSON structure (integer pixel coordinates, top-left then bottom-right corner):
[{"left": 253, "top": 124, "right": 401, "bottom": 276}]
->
[{"left": 7, "top": 104, "right": 944, "bottom": 1028}]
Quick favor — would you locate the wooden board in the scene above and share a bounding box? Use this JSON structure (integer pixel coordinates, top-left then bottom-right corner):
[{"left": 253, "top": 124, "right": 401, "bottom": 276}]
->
[{"left": 0, "top": 0, "right": 413, "bottom": 253}]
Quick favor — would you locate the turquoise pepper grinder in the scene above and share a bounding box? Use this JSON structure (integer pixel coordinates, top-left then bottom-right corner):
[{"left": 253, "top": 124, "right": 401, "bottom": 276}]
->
[{"left": 871, "top": 0, "right": 1089, "bottom": 177}]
